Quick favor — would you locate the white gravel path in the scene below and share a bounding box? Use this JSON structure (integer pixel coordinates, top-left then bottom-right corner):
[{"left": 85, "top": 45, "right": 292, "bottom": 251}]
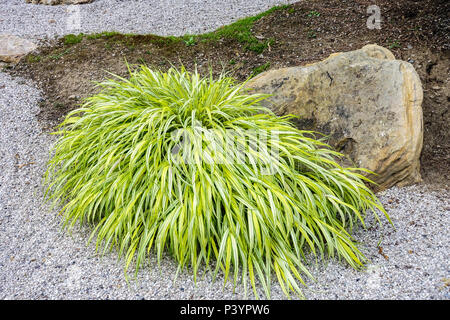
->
[
  {"left": 0, "top": 0, "right": 449, "bottom": 300},
  {"left": 1, "top": 0, "right": 295, "bottom": 41}
]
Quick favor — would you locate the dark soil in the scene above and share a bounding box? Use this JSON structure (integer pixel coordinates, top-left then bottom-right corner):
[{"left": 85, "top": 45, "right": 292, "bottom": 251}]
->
[{"left": 8, "top": 0, "right": 450, "bottom": 186}]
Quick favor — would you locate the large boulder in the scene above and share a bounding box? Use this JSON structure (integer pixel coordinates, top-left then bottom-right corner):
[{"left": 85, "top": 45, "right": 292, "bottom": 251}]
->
[
  {"left": 0, "top": 34, "right": 37, "bottom": 64},
  {"left": 247, "top": 44, "right": 423, "bottom": 191}
]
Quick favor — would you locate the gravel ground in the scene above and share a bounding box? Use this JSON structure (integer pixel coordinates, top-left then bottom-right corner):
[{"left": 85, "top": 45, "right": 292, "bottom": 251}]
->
[
  {"left": 0, "top": 0, "right": 449, "bottom": 300},
  {"left": 0, "top": 0, "right": 295, "bottom": 41}
]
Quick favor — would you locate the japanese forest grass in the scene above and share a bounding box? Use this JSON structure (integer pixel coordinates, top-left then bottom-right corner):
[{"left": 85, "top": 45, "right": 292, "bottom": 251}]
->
[{"left": 44, "top": 66, "right": 391, "bottom": 299}]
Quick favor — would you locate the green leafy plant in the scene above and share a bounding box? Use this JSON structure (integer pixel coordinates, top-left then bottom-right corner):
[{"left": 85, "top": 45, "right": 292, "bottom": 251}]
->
[
  {"left": 198, "top": 5, "right": 288, "bottom": 53},
  {"left": 26, "top": 54, "right": 41, "bottom": 63},
  {"left": 251, "top": 62, "right": 271, "bottom": 77},
  {"left": 63, "top": 33, "right": 84, "bottom": 45},
  {"left": 388, "top": 40, "right": 401, "bottom": 49},
  {"left": 53, "top": 101, "right": 65, "bottom": 109},
  {"left": 183, "top": 36, "right": 197, "bottom": 47},
  {"left": 44, "top": 66, "right": 390, "bottom": 299},
  {"left": 307, "top": 10, "right": 321, "bottom": 17},
  {"left": 86, "top": 31, "right": 123, "bottom": 39},
  {"left": 307, "top": 30, "right": 317, "bottom": 39},
  {"left": 104, "top": 41, "right": 113, "bottom": 50},
  {"left": 49, "top": 49, "right": 71, "bottom": 60}
]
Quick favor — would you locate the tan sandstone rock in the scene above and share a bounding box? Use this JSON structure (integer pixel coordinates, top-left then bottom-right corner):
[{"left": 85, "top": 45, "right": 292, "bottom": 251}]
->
[
  {"left": 247, "top": 44, "right": 423, "bottom": 191},
  {"left": 0, "top": 34, "right": 37, "bottom": 64}
]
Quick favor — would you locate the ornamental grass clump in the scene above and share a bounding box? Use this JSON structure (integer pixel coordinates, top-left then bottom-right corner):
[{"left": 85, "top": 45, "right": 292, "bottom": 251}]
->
[{"left": 44, "top": 66, "right": 390, "bottom": 299}]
